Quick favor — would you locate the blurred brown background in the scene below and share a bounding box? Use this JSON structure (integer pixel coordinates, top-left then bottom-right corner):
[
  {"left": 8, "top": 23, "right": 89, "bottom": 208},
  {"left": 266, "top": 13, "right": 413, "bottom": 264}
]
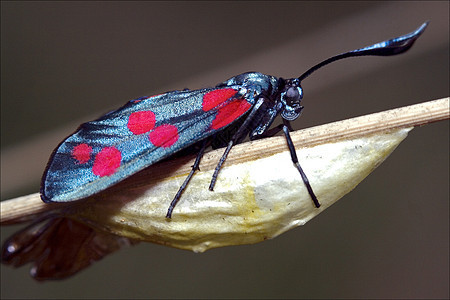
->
[{"left": 1, "top": 1, "right": 448, "bottom": 299}]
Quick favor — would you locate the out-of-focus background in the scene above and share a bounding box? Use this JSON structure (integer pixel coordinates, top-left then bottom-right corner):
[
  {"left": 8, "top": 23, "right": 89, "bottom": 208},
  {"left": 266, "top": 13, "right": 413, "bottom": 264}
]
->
[{"left": 1, "top": 1, "right": 448, "bottom": 299}]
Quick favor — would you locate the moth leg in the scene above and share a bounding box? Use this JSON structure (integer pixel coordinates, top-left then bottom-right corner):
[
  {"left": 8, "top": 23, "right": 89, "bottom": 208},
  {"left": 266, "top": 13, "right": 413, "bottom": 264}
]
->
[
  {"left": 250, "top": 121, "right": 293, "bottom": 140},
  {"left": 254, "top": 123, "right": 284, "bottom": 139},
  {"left": 282, "top": 121, "right": 320, "bottom": 208},
  {"left": 209, "top": 98, "right": 266, "bottom": 191},
  {"left": 208, "top": 140, "right": 233, "bottom": 191},
  {"left": 166, "top": 140, "right": 209, "bottom": 218}
]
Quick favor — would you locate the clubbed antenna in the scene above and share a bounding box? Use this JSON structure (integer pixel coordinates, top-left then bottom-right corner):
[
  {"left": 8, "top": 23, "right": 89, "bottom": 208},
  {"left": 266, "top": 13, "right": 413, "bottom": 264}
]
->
[{"left": 298, "top": 22, "right": 428, "bottom": 82}]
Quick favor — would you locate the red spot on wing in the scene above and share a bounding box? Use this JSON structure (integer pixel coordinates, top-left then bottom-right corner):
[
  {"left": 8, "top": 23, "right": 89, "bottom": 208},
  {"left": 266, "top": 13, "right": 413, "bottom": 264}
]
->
[
  {"left": 149, "top": 124, "right": 179, "bottom": 148},
  {"left": 127, "top": 111, "right": 156, "bottom": 135},
  {"left": 202, "top": 88, "right": 238, "bottom": 111},
  {"left": 211, "top": 99, "right": 252, "bottom": 130},
  {"left": 92, "top": 147, "right": 122, "bottom": 177},
  {"left": 72, "top": 143, "right": 92, "bottom": 164}
]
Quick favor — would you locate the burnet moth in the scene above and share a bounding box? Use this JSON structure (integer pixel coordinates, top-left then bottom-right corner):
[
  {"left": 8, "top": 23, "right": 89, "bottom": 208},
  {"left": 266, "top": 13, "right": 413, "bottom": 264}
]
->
[{"left": 40, "top": 22, "right": 428, "bottom": 218}]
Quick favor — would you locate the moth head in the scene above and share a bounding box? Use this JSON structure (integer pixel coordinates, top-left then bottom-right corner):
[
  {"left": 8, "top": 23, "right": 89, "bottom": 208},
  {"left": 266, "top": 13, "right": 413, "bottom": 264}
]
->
[{"left": 280, "top": 78, "right": 303, "bottom": 121}]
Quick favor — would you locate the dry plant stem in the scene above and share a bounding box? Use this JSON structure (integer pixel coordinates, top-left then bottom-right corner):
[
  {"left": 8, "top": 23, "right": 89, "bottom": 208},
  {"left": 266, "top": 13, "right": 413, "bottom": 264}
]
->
[{"left": 1, "top": 97, "right": 448, "bottom": 225}]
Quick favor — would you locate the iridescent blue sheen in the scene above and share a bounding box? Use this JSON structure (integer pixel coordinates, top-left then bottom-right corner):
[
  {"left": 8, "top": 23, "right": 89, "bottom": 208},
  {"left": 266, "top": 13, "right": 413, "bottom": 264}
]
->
[{"left": 41, "top": 22, "right": 428, "bottom": 203}]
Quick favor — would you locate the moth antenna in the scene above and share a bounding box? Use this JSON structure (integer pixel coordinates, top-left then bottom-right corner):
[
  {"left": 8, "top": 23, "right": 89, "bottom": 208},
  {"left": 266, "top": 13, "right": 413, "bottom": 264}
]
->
[{"left": 297, "top": 22, "right": 428, "bottom": 82}]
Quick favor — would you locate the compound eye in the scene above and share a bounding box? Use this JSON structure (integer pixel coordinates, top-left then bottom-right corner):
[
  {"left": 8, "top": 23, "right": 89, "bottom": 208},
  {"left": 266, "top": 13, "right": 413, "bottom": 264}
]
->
[{"left": 286, "top": 87, "right": 299, "bottom": 100}]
